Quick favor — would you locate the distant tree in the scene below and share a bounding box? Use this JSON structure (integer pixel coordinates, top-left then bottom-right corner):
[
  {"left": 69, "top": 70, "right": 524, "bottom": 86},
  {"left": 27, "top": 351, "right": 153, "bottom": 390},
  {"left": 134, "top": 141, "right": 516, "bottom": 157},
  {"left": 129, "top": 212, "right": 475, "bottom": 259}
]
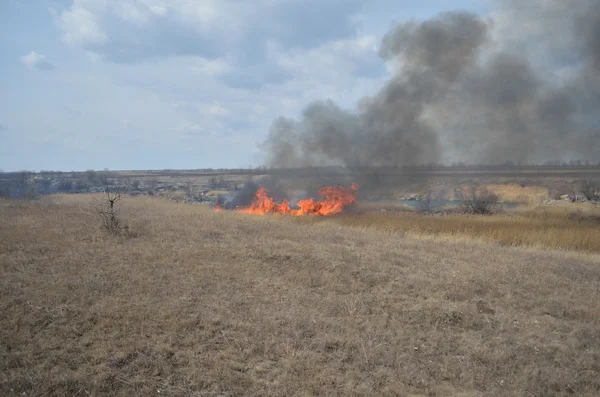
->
[
  {"left": 13, "top": 171, "right": 34, "bottom": 198},
  {"left": 145, "top": 178, "right": 158, "bottom": 194},
  {"left": 38, "top": 178, "right": 52, "bottom": 193},
  {"left": 130, "top": 179, "right": 141, "bottom": 190},
  {"left": 0, "top": 183, "right": 10, "bottom": 198},
  {"left": 24, "top": 181, "right": 38, "bottom": 200},
  {"left": 85, "top": 169, "right": 98, "bottom": 184},
  {"left": 74, "top": 178, "right": 88, "bottom": 191},
  {"left": 57, "top": 178, "right": 73, "bottom": 192}
]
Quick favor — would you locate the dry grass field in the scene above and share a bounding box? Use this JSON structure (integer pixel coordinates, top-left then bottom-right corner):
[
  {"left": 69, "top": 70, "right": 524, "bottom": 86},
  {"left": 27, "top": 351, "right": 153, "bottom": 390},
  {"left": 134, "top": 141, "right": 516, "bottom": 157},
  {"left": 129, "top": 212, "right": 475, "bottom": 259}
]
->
[
  {"left": 312, "top": 206, "right": 600, "bottom": 253},
  {"left": 1, "top": 195, "right": 600, "bottom": 396}
]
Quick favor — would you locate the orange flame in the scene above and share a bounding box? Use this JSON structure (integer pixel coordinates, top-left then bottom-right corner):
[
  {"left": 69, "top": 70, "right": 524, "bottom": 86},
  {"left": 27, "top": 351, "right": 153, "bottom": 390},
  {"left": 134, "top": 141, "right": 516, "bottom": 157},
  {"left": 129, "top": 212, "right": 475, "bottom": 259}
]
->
[
  {"left": 214, "top": 203, "right": 222, "bottom": 212},
  {"left": 239, "top": 183, "right": 358, "bottom": 216}
]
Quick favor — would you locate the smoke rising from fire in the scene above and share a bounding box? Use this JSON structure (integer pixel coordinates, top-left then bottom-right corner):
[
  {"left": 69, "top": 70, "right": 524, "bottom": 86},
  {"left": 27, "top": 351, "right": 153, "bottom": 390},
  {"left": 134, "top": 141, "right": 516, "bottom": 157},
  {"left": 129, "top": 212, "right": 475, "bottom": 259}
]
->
[{"left": 262, "top": 0, "right": 600, "bottom": 166}]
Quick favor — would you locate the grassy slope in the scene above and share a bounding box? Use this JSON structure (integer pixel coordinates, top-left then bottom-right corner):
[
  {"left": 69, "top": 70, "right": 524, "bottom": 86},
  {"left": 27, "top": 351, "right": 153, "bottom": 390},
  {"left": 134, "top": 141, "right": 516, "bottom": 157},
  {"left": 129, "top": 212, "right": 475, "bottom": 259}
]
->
[{"left": 1, "top": 196, "right": 599, "bottom": 396}]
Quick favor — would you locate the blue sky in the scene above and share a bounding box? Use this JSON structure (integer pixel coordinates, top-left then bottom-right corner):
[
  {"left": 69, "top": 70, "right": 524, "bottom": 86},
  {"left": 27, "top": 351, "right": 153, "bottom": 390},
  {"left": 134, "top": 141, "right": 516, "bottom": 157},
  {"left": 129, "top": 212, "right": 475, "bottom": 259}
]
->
[{"left": 0, "top": 0, "right": 490, "bottom": 171}]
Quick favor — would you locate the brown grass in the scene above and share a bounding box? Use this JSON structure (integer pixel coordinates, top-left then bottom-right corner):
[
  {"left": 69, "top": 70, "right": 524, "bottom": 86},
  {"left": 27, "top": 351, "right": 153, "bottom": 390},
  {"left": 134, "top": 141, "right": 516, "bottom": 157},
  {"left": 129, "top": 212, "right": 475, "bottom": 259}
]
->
[
  {"left": 1, "top": 195, "right": 600, "bottom": 396},
  {"left": 474, "top": 184, "right": 549, "bottom": 204},
  {"left": 302, "top": 206, "right": 600, "bottom": 253}
]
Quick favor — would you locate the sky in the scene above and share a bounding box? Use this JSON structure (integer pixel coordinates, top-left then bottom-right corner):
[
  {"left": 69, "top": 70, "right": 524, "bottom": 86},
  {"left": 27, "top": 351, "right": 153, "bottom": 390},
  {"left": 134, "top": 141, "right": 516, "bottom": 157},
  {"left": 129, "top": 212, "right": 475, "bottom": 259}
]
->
[{"left": 0, "top": 0, "right": 490, "bottom": 172}]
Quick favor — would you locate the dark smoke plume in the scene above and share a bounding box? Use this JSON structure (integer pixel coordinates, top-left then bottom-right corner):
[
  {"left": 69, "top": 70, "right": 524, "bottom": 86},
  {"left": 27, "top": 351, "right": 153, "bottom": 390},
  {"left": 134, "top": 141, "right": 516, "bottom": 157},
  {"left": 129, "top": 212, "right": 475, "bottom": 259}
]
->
[
  {"left": 218, "top": 180, "right": 260, "bottom": 209},
  {"left": 262, "top": 0, "right": 600, "bottom": 166},
  {"left": 218, "top": 177, "right": 294, "bottom": 209}
]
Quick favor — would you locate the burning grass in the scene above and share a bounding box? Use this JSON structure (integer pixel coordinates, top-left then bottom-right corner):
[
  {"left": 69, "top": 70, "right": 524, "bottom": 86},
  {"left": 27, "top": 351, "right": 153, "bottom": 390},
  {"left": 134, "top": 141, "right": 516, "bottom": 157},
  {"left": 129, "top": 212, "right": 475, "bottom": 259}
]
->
[
  {"left": 226, "top": 183, "right": 358, "bottom": 216},
  {"left": 1, "top": 196, "right": 600, "bottom": 396},
  {"left": 225, "top": 181, "right": 600, "bottom": 252}
]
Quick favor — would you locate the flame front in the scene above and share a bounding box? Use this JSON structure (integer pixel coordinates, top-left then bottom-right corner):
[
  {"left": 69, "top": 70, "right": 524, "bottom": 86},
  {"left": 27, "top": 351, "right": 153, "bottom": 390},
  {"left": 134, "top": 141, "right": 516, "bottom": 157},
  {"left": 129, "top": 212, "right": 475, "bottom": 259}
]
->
[{"left": 238, "top": 183, "right": 358, "bottom": 216}]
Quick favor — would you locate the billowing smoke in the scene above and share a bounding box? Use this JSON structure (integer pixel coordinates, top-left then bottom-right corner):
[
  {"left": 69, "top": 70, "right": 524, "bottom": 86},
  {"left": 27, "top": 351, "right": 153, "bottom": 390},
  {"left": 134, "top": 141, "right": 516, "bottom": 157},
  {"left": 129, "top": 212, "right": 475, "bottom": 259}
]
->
[
  {"left": 218, "top": 177, "right": 294, "bottom": 209},
  {"left": 262, "top": 0, "right": 600, "bottom": 166},
  {"left": 218, "top": 180, "right": 260, "bottom": 209}
]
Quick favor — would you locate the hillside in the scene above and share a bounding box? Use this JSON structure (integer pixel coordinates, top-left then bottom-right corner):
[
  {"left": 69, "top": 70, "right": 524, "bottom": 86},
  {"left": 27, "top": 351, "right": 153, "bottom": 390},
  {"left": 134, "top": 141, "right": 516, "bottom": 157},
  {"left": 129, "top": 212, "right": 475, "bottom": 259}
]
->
[{"left": 1, "top": 196, "right": 599, "bottom": 396}]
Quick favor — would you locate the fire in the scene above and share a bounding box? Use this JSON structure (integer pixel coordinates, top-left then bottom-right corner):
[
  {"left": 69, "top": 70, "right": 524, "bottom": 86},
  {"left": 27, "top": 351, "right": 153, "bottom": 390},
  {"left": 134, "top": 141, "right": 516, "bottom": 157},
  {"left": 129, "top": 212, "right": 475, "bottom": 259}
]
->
[
  {"left": 238, "top": 183, "right": 358, "bottom": 216},
  {"left": 214, "top": 203, "right": 222, "bottom": 212}
]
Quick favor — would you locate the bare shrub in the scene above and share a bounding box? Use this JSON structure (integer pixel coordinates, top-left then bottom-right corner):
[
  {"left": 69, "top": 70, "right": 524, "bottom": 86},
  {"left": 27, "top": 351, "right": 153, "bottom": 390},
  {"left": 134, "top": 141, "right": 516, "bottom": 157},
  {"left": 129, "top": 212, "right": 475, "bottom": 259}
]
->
[
  {"left": 580, "top": 180, "right": 599, "bottom": 202},
  {"left": 418, "top": 183, "right": 436, "bottom": 213},
  {"left": 95, "top": 179, "right": 123, "bottom": 235},
  {"left": 129, "top": 179, "right": 141, "bottom": 190},
  {"left": 461, "top": 186, "right": 498, "bottom": 215}
]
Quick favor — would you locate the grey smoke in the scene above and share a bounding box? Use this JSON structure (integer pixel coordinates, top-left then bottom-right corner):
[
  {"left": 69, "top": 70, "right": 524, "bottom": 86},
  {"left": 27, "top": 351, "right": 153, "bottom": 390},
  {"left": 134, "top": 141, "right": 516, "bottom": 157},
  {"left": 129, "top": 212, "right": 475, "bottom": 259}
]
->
[
  {"left": 263, "top": 1, "right": 600, "bottom": 166},
  {"left": 218, "top": 177, "right": 293, "bottom": 209},
  {"left": 218, "top": 180, "right": 260, "bottom": 209}
]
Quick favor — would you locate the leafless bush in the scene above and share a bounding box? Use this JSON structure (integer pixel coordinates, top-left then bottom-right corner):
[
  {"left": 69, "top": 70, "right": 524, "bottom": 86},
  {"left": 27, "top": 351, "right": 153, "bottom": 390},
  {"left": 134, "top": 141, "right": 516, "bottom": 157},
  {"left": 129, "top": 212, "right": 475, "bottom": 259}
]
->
[
  {"left": 418, "top": 183, "right": 436, "bottom": 213},
  {"left": 461, "top": 186, "right": 498, "bottom": 215},
  {"left": 129, "top": 179, "right": 141, "bottom": 190},
  {"left": 580, "top": 180, "right": 599, "bottom": 201},
  {"left": 95, "top": 180, "right": 123, "bottom": 235}
]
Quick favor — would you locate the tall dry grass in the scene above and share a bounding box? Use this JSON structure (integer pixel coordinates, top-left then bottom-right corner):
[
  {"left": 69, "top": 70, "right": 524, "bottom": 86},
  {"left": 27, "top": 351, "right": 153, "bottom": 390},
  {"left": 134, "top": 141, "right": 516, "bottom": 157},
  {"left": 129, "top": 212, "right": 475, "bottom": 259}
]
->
[{"left": 294, "top": 206, "right": 600, "bottom": 252}]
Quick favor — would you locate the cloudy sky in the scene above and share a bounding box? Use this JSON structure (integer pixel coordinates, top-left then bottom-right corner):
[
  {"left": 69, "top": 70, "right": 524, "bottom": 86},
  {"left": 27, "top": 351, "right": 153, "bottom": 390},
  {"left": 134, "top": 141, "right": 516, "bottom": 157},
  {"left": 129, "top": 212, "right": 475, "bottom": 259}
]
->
[{"left": 1, "top": 0, "right": 490, "bottom": 171}]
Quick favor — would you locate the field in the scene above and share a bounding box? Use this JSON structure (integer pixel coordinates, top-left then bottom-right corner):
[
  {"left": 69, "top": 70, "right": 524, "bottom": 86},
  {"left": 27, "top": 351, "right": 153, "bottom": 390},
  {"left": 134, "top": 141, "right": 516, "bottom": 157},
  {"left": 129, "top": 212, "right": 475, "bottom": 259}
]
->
[
  {"left": 314, "top": 205, "right": 600, "bottom": 253},
  {"left": 1, "top": 195, "right": 599, "bottom": 396}
]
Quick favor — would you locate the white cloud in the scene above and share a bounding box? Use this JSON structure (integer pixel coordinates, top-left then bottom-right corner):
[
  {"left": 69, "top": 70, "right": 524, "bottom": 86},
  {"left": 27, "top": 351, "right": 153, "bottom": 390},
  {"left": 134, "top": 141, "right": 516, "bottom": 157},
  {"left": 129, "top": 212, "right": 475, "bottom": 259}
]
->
[
  {"left": 56, "top": 1, "right": 108, "bottom": 47},
  {"left": 188, "top": 57, "right": 233, "bottom": 76},
  {"left": 54, "top": 0, "right": 249, "bottom": 61},
  {"left": 54, "top": 0, "right": 363, "bottom": 65},
  {"left": 20, "top": 51, "right": 56, "bottom": 71},
  {"left": 264, "top": 35, "right": 387, "bottom": 109},
  {"left": 209, "top": 105, "right": 230, "bottom": 116},
  {"left": 271, "top": 35, "right": 379, "bottom": 77}
]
